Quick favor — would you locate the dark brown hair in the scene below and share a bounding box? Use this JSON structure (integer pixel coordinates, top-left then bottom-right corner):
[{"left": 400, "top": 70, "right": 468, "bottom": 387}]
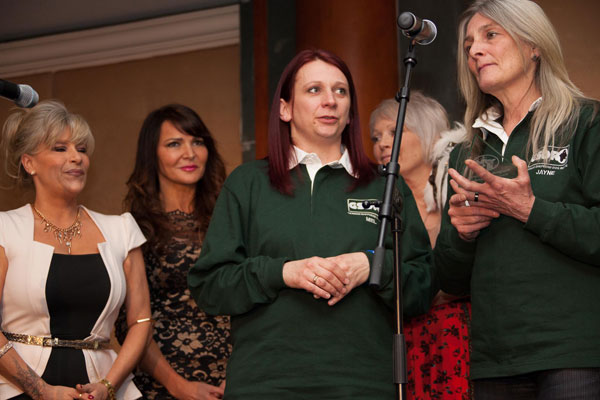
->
[
  {"left": 268, "top": 49, "right": 376, "bottom": 195},
  {"left": 124, "top": 104, "right": 226, "bottom": 253}
]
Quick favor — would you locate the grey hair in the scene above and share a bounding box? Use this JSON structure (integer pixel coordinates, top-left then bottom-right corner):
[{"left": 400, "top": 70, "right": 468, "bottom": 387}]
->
[
  {"left": 1, "top": 100, "right": 94, "bottom": 186},
  {"left": 369, "top": 91, "right": 450, "bottom": 164},
  {"left": 457, "top": 0, "right": 584, "bottom": 160}
]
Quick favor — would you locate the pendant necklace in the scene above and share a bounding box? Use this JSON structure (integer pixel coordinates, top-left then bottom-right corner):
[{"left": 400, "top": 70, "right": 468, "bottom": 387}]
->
[{"left": 32, "top": 205, "right": 82, "bottom": 254}]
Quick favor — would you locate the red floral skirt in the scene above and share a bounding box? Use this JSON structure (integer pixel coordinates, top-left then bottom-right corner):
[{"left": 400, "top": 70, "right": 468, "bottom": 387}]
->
[{"left": 405, "top": 299, "right": 472, "bottom": 399}]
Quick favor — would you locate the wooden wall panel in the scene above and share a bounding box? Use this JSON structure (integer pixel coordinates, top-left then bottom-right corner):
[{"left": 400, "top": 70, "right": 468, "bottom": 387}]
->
[
  {"left": 295, "top": 0, "right": 398, "bottom": 160},
  {"left": 537, "top": 0, "right": 600, "bottom": 99}
]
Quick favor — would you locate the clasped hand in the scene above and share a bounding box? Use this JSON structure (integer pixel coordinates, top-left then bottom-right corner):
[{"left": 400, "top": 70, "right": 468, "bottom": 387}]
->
[
  {"left": 74, "top": 383, "right": 105, "bottom": 400},
  {"left": 282, "top": 252, "right": 370, "bottom": 306},
  {"left": 447, "top": 155, "right": 535, "bottom": 241}
]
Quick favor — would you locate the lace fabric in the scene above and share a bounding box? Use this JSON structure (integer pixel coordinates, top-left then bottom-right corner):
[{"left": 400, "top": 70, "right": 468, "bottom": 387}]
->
[{"left": 116, "top": 210, "right": 231, "bottom": 399}]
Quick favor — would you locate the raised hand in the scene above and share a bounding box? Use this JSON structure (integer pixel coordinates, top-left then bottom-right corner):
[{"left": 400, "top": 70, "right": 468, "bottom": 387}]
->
[
  {"left": 449, "top": 155, "right": 535, "bottom": 223},
  {"left": 447, "top": 167, "right": 501, "bottom": 242}
]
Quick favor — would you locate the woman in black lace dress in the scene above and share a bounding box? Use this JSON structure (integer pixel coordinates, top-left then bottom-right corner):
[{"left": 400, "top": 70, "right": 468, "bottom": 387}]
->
[{"left": 116, "top": 104, "right": 230, "bottom": 400}]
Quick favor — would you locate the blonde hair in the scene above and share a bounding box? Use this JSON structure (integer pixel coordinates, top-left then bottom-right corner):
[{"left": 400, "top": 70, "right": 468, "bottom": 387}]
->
[
  {"left": 457, "top": 0, "right": 584, "bottom": 159},
  {"left": 369, "top": 91, "right": 450, "bottom": 165},
  {"left": 1, "top": 100, "right": 94, "bottom": 186}
]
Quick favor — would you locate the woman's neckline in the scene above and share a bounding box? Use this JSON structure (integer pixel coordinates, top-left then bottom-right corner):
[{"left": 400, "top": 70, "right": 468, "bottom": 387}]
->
[{"left": 165, "top": 209, "right": 196, "bottom": 217}]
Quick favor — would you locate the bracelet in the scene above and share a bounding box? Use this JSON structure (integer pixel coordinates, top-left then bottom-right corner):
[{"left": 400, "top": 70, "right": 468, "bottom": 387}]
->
[
  {"left": 127, "top": 317, "right": 155, "bottom": 329},
  {"left": 0, "top": 342, "right": 13, "bottom": 359},
  {"left": 100, "top": 378, "right": 116, "bottom": 400}
]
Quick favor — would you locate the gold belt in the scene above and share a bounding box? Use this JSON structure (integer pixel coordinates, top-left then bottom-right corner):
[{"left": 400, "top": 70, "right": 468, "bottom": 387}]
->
[{"left": 3, "top": 332, "right": 110, "bottom": 350}]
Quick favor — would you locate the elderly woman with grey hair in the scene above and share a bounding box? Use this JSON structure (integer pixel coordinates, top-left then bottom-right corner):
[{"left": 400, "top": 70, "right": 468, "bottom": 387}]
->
[
  {"left": 435, "top": 0, "right": 600, "bottom": 397},
  {"left": 370, "top": 91, "right": 470, "bottom": 399},
  {"left": 370, "top": 91, "right": 466, "bottom": 244}
]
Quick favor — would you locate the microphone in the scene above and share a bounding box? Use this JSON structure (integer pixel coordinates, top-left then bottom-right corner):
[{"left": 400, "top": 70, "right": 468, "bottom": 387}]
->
[
  {"left": 397, "top": 12, "right": 437, "bottom": 45},
  {"left": 0, "top": 79, "right": 39, "bottom": 108}
]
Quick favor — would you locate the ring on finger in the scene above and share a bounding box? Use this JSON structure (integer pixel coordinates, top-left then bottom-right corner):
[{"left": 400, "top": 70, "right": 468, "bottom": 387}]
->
[
  {"left": 464, "top": 200, "right": 471, "bottom": 207},
  {"left": 474, "top": 192, "right": 479, "bottom": 202},
  {"left": 312, "top": 274, "right": 319, "bottom": 284}
]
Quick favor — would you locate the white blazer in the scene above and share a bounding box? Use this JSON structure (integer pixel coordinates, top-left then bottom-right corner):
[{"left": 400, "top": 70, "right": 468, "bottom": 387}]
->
[{"left": 0, "top": 204, "right": 145, "bottom": 400}]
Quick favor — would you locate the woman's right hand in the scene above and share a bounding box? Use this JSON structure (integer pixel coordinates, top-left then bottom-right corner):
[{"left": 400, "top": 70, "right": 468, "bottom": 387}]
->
[
  {"left": 282, "top": 257, "right": 350, "bottom": 300},
  {"left": 39, "top": 383, "right": 82, "bottom": 400},
  {"left": 447, "top": 178, "right": 500, "bottom": 241},
  {"left": 168, "top": 378, "right": 225, "bottom": 400}
]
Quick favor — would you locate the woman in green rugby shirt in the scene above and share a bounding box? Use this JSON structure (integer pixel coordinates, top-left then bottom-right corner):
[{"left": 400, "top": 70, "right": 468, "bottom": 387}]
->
[
  {"left": 188, "top": 49, "right": 436, "bottom": 399},
  {"left": 435, "top": 0, "right": 600, "bottom": 398}
]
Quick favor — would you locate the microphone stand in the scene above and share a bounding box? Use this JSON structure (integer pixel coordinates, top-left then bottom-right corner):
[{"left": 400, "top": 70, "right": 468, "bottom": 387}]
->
[{"left": 368, "top": 42, "right": 418, "bottom": 400}]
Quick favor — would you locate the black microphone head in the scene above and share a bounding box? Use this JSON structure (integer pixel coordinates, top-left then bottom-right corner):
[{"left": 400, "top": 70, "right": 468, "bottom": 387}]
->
[
  {"left": 397, "top": 11, "right": 437, "bottom": 46},
  {"left": 16, "top": 84, "right": 39, "bottom": 108},
  {"left": 397, "top": 12, "right": 417, "bottom": 31}
]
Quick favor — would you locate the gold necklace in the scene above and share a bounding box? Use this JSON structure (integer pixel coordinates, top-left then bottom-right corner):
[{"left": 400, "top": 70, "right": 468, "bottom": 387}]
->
[{"left": 32, "top": 205, "right": 82, "bottom": 254}]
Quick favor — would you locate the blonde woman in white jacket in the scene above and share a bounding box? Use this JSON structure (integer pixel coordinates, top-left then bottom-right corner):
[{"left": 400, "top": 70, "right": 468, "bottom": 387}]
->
[{"left": 0, "top": 100, "right": 151, "bottom": 400}]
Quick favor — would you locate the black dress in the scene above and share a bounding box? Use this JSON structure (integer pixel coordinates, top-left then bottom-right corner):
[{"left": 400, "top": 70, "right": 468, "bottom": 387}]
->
[
  {"left": 10, "top": 253, "right": 110, "bottom": 399},
  {"left": 116, "top": 210, "right": 231, "bottom": 399}
]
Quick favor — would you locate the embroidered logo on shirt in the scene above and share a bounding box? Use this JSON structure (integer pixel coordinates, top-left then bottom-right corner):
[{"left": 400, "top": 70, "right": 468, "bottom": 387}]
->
[
  {"left": 528, "top": 145, "right": 569, "bottom": 176},
  {"left": 347, "top": 198, "right": 379, "bottom": 225}
]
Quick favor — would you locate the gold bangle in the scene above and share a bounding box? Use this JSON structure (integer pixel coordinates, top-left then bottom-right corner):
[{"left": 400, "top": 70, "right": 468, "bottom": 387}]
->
[
  {"left": 127, "top": 317, "right": 155, "bottom": 329},
  {"left": 100, "top": 378, "right": 116, "bottom": 400}
]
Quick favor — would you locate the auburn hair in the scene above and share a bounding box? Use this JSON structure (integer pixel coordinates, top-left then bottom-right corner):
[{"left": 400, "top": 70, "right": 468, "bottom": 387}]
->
[{"left": 267, "top": 49, "right": 376, "bottom": 195}]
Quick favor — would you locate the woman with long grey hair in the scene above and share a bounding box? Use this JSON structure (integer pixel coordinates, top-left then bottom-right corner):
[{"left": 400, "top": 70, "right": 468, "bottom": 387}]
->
[{"left": 435, "top": 0, "right": 600, "bottom": 397}]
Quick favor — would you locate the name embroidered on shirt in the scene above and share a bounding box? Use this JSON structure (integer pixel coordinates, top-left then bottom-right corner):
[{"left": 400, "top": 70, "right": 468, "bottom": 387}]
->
[
  {"left": 365, "top": 216, "right": 378, "bottom": 225},
  {"left": 535, "top": 169, "right": 556, "bottom": 176}
]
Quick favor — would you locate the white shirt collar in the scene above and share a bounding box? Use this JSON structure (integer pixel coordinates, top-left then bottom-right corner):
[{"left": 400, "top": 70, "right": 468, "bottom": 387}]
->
[
  {"left": 473, "top": 97, "right": 542, "bottom": 145},
  {"left": 289, "top": 145, "right": 356, "bottom": 183},
  {"left": 473, "top": 107, "right": 505, "bottom": 143}
]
